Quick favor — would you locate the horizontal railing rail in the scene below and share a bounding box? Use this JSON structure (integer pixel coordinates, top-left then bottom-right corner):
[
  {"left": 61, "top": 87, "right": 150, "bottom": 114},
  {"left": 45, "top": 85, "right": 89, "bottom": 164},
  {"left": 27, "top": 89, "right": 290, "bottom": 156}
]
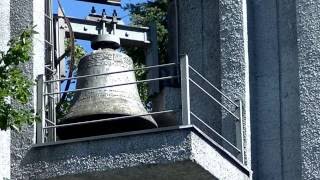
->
[
  {"left": 36, "top": 62, "right": 179, "bottom": 144},
  {"left": 190, "top": 111, "right": 241, "bottom": 153},
  {"left": 44, "top": 110, "right": 179, "bottom": 129},
  {"left": 189, "top": 66, "right": 239, "bottom": 108},
  {"left": 44, "top": 75, "right": 178, "bottom": 96},
  {"left": 44, "top": 62, "right": 177, "bottom": 83},
  {"left": 189, "top": 78, "right": 240, "bottom": 120},
  {"left": 179, "top": 54, "right": 244, "bottom": 163}
]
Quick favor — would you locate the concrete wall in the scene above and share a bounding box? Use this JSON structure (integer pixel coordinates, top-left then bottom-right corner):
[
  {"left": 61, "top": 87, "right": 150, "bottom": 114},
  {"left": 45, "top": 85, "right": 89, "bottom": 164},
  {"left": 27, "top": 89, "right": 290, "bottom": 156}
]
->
[
  {"left": 9, "top": 0, "right": 45, "bottom": 179},
  {"left": 296, "top": 0, "right": 320, "bottom": 179},
  {"left": 10, "top": 0, "right": 35, "bottom": 178},
  {"left": 219, "top": 0, "right": 250, "bottom": 166},
  {"left": 177, "top": 0, "right": 222, "bottom": 135},
  {"left": 20, "top": 127, "right": 250, "bottom": 180},
  {"left": 0, "top": 0, "right": 11, "bottom": 179},
  {"left": 247, "top": 0, "right": 301, "bottom": 179},
  {"left": 175, "top": 0, "right": 251, "bottom": 166},
  {"left": 248, "top": 0, "right": 320, "bottom": 179}
]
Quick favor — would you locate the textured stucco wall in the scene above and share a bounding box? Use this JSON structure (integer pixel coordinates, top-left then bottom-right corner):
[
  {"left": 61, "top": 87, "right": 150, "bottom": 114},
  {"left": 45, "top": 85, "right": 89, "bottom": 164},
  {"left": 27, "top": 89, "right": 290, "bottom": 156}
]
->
[
  {"left": 0, "top": 0, "right": 11, "bottom": 179},
  {"left": 247, "top": 0, "right": 301, "bottom": 179},
  {"left": 296, "top": 0, "right": 320, "bottom": 179},
  {"left": 10, "top": 0, "right": 34, "bottom": 178},
  {"left": 190, "top": 132, "right": 250, "bottom": 180},
  {"left": 219, "top": 0, "right": 251, "bottom": 166},
  {"left": 9, "top": 0, "right": 45, "bottom": 179},
  {"left": 176, "top": 0, "right": 250, "bottom": 166}
]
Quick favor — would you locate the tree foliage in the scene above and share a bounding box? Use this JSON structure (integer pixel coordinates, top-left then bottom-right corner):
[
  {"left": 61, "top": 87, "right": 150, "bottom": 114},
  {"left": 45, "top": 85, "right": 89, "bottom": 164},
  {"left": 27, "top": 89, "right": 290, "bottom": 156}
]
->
[
  {"left": 0, "top": 27, "right": 37, "bottom": 131},
  {"left": 123, "top": 0, "right": 169, "bottom": 104},
  {"left": 124, "top": 0, "right": 168, "bottom": 64}
]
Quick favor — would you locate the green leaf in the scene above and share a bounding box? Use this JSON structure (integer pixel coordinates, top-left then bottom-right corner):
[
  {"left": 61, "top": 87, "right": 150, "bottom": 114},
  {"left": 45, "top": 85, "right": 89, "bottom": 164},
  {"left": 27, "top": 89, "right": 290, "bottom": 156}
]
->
[{"left": 0, "top": 26, "right": 36, "bottom": 131}]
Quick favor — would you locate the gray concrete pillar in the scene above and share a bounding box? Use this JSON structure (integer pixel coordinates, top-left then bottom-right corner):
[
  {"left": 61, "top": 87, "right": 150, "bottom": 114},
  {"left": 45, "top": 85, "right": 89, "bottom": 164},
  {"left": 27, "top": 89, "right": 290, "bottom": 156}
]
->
[
  {"left": 296, "top": 0, "right": 320, "bottom": 179},
  {"left": 248, "top": 0, "right": 301, "bottom": 178},
  {"left": 247, "top": 0, "right": 320, "bottom": 179},
  {"left": 175, "top": 0, "right": 251, "bottom": 167}
]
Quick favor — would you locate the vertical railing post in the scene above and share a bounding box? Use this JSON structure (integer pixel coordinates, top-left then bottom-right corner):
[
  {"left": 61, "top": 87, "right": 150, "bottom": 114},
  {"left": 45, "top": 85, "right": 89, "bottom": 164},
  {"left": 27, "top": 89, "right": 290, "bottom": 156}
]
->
[
  {"left": 36, "top": 75, "right": 46, "bottom": 143},
  {"left": 236, "top": 99, "right": 245, "bottom": 163},
  {"left": 42, "top": 75, "right": 46, "bottom": 143},
  {"left": 180, "top": 55, "right": 191, "bottom": 125},
  {"left": 53, "top": 93, "right": 57, "bottom": 142},
  {"left": 47, "top": 88, "right": 56, "bottom": 143}
]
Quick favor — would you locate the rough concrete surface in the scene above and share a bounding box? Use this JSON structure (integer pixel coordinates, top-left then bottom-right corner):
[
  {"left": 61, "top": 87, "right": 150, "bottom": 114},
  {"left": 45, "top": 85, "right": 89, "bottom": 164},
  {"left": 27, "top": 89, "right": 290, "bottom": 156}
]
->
[
  {"left": 218, "top": 0, "right": 250, "bottom": 167},
  {"left": 176, "top": 0, "right": 250, "bottom": 166},
  {"left": 9, "top": 0, "right": 37, "bottom": 179},
  {"left": 0, "top": 0, "right": 11, "bottom": 179},
  {"left": 296, "top": 0, "right": 320, "bottom": 179},
  {"left": 20, "top": 127, "right": 250, "bottom": 180}
]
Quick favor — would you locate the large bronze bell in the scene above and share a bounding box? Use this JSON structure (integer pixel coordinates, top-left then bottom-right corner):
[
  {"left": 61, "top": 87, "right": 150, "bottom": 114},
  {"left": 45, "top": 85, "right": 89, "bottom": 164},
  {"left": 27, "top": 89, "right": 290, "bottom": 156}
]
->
[{"left": 57, "top": 48, "right": 158, "bottom": 139}]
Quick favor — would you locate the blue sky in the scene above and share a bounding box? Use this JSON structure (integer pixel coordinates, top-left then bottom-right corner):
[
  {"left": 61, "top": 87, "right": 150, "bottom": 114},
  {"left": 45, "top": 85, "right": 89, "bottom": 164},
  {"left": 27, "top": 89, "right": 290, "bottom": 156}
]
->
[{"left": 53, "top": 0, "right": 147, "bottom": 51}]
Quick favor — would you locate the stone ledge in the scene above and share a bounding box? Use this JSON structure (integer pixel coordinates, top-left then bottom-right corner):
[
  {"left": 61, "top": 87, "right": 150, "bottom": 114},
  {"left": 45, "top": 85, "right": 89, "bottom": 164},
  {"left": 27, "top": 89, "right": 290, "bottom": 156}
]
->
[{"left": 20, "top": 126, "right": 251, "bottom": 180}]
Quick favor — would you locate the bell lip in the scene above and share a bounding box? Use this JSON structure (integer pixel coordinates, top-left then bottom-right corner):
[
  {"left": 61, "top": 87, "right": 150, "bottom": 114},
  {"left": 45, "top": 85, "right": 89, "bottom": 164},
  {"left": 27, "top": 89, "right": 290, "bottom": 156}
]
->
[
  {"left": 57, "top": 113, "right": 158, "bottom": 140},
  {"left": 58, "top": 113, "right": 158, "bottom": 128}
]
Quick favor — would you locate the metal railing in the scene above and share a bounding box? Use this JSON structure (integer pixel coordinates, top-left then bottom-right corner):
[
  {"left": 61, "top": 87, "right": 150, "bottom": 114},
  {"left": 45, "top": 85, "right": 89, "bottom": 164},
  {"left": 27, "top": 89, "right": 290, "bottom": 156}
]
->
[
  {"left": 180, "top": 55, "right": 244, "bottom": 162},
  {"left": 36, "top": 62, "right": 179, "bottom": 143},
  {"left": 36, "top": 55, "right": 244, "bottom": 163}
]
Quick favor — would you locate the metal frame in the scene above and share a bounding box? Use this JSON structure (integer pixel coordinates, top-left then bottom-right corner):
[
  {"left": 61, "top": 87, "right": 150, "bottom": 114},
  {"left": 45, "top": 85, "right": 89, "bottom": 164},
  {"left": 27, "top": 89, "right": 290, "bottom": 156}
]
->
[{"left": 38, "top": 0, "right": 57, "bottom": 144}]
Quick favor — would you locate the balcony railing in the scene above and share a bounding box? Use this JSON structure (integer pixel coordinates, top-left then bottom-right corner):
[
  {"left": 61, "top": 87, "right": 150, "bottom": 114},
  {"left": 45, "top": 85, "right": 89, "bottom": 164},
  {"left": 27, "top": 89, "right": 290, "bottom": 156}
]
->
[{"left": 36, "top": 54, "right": 244, "bottom": 163}]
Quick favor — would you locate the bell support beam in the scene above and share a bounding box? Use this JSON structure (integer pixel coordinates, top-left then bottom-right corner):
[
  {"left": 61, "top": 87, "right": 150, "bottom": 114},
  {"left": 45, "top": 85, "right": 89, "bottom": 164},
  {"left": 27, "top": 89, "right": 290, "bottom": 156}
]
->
[{"left": 54, "top": 14, "right": 150, "bottom": 47}]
